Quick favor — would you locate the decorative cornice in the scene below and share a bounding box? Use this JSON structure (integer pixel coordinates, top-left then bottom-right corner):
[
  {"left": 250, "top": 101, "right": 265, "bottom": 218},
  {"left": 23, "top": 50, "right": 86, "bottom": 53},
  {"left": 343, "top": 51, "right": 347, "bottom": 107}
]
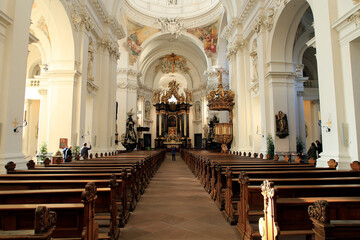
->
[
  {"left": 71, "top": 4, "right": 94, "bottom": 32},
  {"left": 238, "top": 0, "right": 257, "bottom": 24},
  {"left": 90, "top": 0, "right": 108, "bottom": 23},
  {"left": 124, "top": 0, "right": 223, "bottom": 29},
  {"left": 107, "top": 16, "right": 126, "bottom": 39},
  {"left": 117, "top": 68, "right": 138, "bottom": 77},
  {"left": 117, "top": 81, "right": 138, "bottom": 91},
  {"left": 226, "top": 39, "right": 245, "bottom": 60},
  {"left": 220, "top": 18, "right": 239, "bottom": 40},
  {"left": 97, "top": 36, "right": 120, "bottom": 60},
  {"left": 347, "top": 9, "right": 360, "bottom": 27}
]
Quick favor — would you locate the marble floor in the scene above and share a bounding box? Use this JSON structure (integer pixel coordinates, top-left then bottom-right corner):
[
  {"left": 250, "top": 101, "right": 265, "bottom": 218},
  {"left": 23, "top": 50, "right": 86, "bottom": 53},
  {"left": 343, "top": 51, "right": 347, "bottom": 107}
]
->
[{"left": 119, "top": 153, "right": 240, "bottom": 240}]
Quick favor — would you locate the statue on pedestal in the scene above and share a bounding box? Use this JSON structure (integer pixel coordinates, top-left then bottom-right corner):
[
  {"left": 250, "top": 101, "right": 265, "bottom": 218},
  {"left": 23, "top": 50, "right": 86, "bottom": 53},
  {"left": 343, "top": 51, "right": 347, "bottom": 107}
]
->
[
  {"left": 121, "top": 109, "right": 138, "bottom": 150},
  {"left": 275, "top": 111, "right": 289, "bottom": 138}
]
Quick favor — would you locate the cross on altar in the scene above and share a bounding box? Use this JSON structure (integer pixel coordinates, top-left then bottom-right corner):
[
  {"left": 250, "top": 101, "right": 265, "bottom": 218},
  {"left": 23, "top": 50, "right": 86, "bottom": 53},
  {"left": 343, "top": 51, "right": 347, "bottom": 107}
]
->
[
  {"left": 12, "top": 118, "right": 18, "bottom": 128},
  {"left": 326, "top": 119, "right": 332, "bottom": 127}
]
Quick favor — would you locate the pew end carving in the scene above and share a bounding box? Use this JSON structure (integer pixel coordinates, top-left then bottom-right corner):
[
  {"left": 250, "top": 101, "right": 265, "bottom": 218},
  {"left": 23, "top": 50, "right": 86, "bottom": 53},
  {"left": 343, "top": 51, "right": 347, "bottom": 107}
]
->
[
  {"left": 327, "top": 159, "right": 338, "bottom": 169},
  {"left": 27, "top": 160, "right": 36, "bottom": 169},
  {"left": 350, "top": 161, "right": 360, "bottom": 171},
  {"left": 44, "top": 158, "right": 51, "bottom": 166},
  {"left": 259, "top": 180, "right": 279, "bottom": 240},
  {"left": 5, "top": 161, "right": 16, "bottom": 173}
]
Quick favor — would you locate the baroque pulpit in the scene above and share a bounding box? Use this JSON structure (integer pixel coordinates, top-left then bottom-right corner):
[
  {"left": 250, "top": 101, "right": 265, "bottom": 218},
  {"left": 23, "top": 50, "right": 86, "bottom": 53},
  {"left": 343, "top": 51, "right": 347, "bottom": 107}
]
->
[
  {"left": 207, "top": 68, "right": 235, "bottom": 153},
  {"left": 153, "top": 80, "right": 192, "bottom": 149}
]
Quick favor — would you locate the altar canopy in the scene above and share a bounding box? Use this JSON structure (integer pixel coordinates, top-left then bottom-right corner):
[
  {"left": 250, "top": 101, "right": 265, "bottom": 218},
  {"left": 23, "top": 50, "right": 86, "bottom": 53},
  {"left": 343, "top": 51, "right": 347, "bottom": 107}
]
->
[{"left": 153, "top": 80, "right": 192, "bottom": 148}]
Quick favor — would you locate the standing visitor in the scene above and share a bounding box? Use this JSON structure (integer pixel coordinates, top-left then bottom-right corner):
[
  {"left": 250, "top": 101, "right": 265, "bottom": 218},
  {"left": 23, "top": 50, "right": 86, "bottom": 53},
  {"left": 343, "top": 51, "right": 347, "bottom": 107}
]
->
[
  {"left": 307, "top": 142, "right": 317, "bottom": 160},
  {"left": 65, "top": 146, "right": 72, "bottom": 162},
  {"left": 171, "top": 146, "right": 176, "bottom": 161},
  {"left": 81, "top": 143, "right": 92, "bottom": 159},
  {"left": 315, "top": 140, "right": 322, "bottom": 158}
]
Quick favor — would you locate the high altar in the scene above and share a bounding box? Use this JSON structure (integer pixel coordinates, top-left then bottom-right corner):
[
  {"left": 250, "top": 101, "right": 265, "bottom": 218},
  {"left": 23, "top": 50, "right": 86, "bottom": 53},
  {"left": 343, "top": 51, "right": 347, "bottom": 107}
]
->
[{"left": 153, "top": 80, "right": 192, "bottom": 149}]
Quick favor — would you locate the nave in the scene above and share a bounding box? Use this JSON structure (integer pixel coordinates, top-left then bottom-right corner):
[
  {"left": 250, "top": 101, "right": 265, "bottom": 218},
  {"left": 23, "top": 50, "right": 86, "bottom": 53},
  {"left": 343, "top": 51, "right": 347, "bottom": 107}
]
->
[{"left": 119, "top": 153, "right": 239, "bottom": 240}]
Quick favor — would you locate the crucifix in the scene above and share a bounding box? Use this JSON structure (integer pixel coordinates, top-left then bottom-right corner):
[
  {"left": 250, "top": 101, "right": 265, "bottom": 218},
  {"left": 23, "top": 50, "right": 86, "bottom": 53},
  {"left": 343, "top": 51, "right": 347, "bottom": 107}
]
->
[
  {"left": 12, "top": 118, "right": 18, "bottom": 128},
  {"left": 326, "top": 119, "right": 332, "bottom": 128},
  {"left": 166, "top": 53, "right": 181, "bottom": 73}
]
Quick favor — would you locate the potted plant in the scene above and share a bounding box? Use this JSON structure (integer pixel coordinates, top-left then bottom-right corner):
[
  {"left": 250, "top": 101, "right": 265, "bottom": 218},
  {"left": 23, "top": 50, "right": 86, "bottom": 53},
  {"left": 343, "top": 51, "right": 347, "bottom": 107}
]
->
[
  {"left": 296, "top": 137, "right": 305, "bottom": 157},
  {"left": 266, "top": 135, "right": 275, "bottom": 160},
  {"left": 37, "top": 142, "right": 48, "bottom": 164},
  {"left": 73, "top": 146, "right": 80, "bottom": 161}
]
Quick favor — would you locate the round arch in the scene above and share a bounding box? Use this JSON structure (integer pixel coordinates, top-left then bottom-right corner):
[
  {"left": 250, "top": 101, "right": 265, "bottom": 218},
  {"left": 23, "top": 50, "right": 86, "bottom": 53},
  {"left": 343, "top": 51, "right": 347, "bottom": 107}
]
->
[
  {"left": 267, "top": 0, "right": 311, "bottom": 71},
  {"left": 32, "top": 0, "right": 75, "bottom": 70}
]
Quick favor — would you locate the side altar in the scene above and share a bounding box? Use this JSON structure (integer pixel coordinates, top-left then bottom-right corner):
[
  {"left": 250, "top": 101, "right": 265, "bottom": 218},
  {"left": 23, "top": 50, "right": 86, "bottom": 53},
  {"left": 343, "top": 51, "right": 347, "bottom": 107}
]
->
[{"left": 153, "top": 80, "right": 192, "bottom": 149}]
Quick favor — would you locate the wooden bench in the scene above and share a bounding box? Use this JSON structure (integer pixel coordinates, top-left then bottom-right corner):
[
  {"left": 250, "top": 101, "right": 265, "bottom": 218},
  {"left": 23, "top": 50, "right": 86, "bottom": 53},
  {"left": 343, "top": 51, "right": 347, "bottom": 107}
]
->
[
  {"left": 309, "top": 200, "right": 360, "bottom": 240},
  {"left": 0, "top": 205, "right": 56, "bottom": 240},
  {"left": 7, "top": 162, "right": 138, "bottom": 212},
  {"left": 240, "top": 180, "right": 360, "bottom": 240},
  {"left": 0, "top": 183, "right": 113, "bottom": 239}
]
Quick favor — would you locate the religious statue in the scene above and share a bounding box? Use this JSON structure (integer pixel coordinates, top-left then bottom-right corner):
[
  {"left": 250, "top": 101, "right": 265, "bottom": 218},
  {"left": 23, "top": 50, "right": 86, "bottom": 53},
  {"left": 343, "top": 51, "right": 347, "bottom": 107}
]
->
[
  {"left": 203, "top": 124, "right": 209, "bottom": 139},
  {"left": 275, "top": 111, "right": 289, "bottom": 138},
  {"left": 121, "top": 109, "right": 138, "bottom": 150},
  {"left": 250, "top": 51, "right": 258, "bottom": 82},
  {"left": 184, "top": 88, "right": 192, "bottom": 103},
  {"left": 195, "top": 102, "right": 201, "bottom": 120},
  {"left": 87, "top": 38, "right": 95, "bottom": 81},
  {"left": 145, "top": 101, "right": 151, "bottom": 120},
  {"left": 208, "top": 116, "right": 219, "bottom": 140},
  {"left": 153, "top": 89, "right": 161, "bottom": 104}
]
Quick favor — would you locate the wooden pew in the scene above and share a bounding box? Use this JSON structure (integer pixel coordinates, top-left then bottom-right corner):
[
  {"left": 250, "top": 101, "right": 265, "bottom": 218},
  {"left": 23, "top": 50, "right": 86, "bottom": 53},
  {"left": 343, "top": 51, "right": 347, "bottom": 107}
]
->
[
  {"left": 0, "top": 182, "right": 113, "bottom": 239},
  {"left": 241, "top": 180, "right": 360, "bottom": 240},
  {"left": 7, "top": 162, "right": 138, "bottom": 212},
  {"left": 308, "top": 200, "right": 360, "bottom": 240},
  {"left": 0, "top": 205, "right": 56, "bottom": 240},
  {"left": 0, "top": 174, "right": 129, "bottom": 229}
]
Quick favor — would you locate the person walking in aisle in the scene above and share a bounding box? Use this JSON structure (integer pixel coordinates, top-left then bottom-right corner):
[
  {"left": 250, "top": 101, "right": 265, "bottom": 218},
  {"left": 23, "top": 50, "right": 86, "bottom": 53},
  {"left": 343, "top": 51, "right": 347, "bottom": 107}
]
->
[{"left": 171, "top": 146, "right": 176, "bottom": 161}]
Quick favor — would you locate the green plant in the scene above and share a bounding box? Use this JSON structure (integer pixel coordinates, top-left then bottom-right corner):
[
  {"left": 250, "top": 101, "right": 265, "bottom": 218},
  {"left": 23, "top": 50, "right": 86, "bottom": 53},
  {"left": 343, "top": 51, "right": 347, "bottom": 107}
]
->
[
  {"left": 296, "top": 137, "right": 305, "bottom": 154},
  {"left": 73, "top": 146, "right": 80, "bottom": 158},
  {"left": 266, "top": 135, "right": 275, "bottom": 159},
  {"left": 39, "top": 142, "right": 48, "bottom": 163}
]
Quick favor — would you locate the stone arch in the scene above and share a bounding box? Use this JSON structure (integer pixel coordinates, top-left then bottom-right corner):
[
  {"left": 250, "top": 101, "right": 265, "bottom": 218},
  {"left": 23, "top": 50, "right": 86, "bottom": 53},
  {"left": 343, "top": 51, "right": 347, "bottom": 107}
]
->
[{"left": 268, "top": 0, "right": 312, "bottom": 71}]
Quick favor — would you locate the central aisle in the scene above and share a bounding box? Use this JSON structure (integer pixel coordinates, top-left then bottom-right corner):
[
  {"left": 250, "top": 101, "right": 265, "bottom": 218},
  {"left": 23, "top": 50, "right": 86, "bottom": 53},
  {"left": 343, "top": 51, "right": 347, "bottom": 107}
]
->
[{"left": 119, "top": 153, "right": 239, "bottom": 240}]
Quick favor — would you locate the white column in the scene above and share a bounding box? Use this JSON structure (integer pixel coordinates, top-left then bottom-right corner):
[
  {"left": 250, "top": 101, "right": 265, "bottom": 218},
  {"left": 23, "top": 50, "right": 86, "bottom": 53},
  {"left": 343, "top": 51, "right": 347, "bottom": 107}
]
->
[
  {"left": 311, "top": 0, "right": 344, "bottom": 167},
  {"left": 235, "top": 43, "right": 250, "bottom": 152},
  {"left": 266, "top": 72, "right": 297, "bottom": 153},
  {"left": 295, "top": 78, "right": 307, "bottom": 148},
  {"left": 46, "top": 70, "right": 78, "bottom": 155},
  {"left": 256, "top": 32, "right": 269, "bottom": 154},
  {"left": 94, "top": 42, "right": 110, "bottom": 152},
  {"left": 0, "top": 1, "right": 32, "bottom": 172},
  {"left": 37, "top": 89, "right": 49, "bottom": 151},
  {"left": 228, "top": 51, "right": 239, "bottom": 151}
]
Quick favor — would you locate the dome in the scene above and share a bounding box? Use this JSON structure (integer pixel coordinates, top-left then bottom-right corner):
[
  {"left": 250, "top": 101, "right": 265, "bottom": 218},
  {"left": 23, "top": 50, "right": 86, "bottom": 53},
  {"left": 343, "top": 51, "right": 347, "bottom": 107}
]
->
[{"left": 126, "top": 0, "right": 220, "bottom": 19}]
